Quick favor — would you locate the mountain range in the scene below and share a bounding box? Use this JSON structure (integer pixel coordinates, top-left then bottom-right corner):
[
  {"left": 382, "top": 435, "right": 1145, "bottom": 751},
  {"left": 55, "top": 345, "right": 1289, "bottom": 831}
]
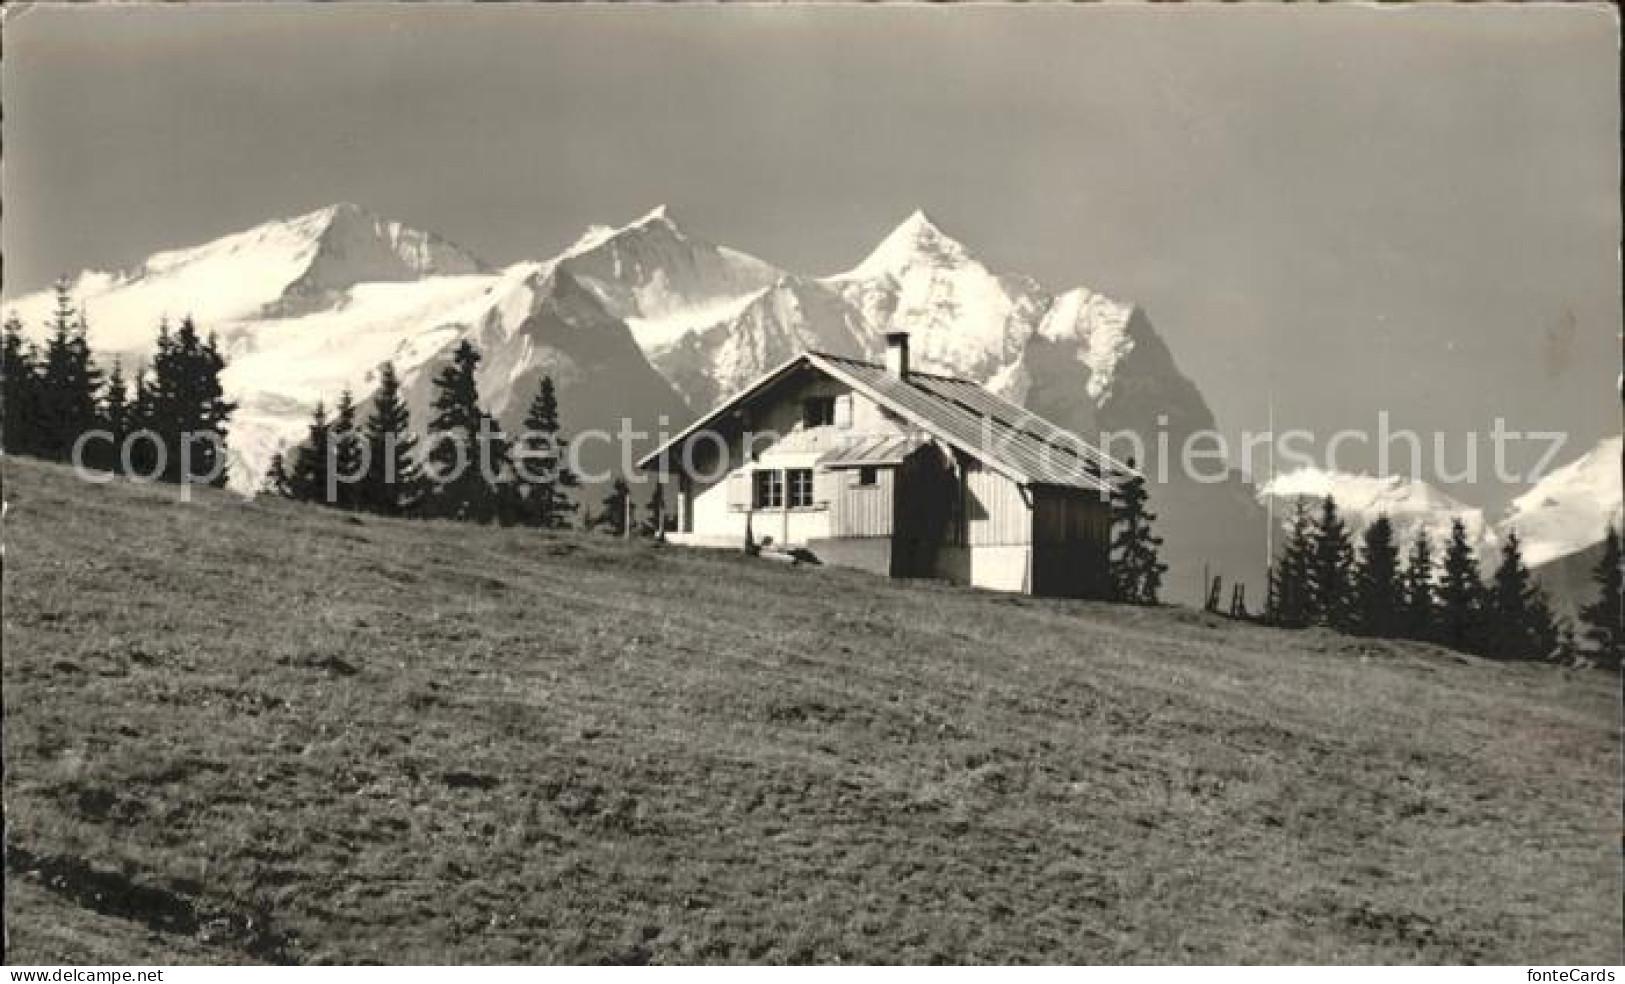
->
[{"left": 6, "top": 203, "right": 1615, "bottom": 607}]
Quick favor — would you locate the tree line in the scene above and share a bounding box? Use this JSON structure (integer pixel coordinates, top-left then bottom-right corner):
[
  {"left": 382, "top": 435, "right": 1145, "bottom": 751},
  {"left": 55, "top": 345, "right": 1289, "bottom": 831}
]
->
[
  {"left": 1267, "top": 494, "right": 1622, "bottom": 666},
  {"left": 266, "top": 338, "right": 666, "bottom": 535},
  {"left": 2, "top": 283, "right": 235, "bottom": 485}
]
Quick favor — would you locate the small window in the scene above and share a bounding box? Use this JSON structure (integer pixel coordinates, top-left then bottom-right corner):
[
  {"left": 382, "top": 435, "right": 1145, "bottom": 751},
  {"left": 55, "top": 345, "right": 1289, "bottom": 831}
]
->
[
  {"left": 752, "top": 469, "right": 783, "bottom": 509},
  {"left": 857, "top": 466, "right": 879, "bottom": 487},
  {"left": 803, "top": 397, "right": 836, "bottom": 428},
  {"left": 787, "top": 468, "right": 815, "bottom": 508}
]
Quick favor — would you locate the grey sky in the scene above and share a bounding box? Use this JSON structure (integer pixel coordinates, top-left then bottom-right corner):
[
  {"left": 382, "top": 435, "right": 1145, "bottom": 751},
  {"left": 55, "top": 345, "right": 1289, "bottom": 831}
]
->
[{"left": 3, "top": 3, "right": 1617, "bottom": 507}]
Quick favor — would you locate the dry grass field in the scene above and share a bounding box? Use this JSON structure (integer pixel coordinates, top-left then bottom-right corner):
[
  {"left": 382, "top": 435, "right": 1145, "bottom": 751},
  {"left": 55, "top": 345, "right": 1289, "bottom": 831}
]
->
[{"left": 3, "top": 457, "right": 1619, "bottom": 963}]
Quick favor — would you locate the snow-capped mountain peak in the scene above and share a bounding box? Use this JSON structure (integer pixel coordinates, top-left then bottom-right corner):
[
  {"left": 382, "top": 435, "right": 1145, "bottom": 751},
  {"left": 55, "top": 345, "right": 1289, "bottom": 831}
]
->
[
  {"left": 1501, "top": 435, "right": 1623, "bottom": 567},
  {"left": 552, "top": 207, "right": 780, "bottom": 350},
  {"left": 7, "top": 203, "right": 487, "bottom": 354},
  {"left": 839, "top": 209, "right": 975, "bottom": 282}
]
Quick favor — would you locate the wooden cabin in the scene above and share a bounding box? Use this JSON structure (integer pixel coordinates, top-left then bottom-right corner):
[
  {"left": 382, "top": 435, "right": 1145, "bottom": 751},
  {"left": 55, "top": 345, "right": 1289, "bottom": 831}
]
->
[{"left": 636, "top": 333, "right": 1131, "bottom": 597}]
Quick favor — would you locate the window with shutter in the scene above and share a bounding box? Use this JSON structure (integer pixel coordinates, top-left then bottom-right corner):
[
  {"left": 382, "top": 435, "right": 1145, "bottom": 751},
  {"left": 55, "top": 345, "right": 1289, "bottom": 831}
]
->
[{"left": 833, "top": 394, "right": 854, "bottom": 429}]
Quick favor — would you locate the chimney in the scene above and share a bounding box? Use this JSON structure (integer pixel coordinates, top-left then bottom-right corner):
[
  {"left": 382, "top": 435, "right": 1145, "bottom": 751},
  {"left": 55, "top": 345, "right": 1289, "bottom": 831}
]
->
[{"left": 884, "top": 332, "right": 910, "bottom": 379}]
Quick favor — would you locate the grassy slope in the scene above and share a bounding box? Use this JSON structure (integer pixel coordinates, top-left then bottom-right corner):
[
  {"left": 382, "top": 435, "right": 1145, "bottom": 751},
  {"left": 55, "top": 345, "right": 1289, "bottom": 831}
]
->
[{"left": 2, "top": 457, "right": 1619, "bottom": 964}]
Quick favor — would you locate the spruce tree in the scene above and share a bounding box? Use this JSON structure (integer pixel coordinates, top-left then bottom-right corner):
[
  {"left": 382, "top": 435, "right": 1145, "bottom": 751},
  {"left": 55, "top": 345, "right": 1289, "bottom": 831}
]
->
[
  {"left": 290, "top": 401, "right": 333, "bottom": 504},
  {"left": 96, "top": 359, "right": 133, "bottom": 472},
  {"left": 599, "top": 477, "right": 632, "bottom": 536},
  {"left": 643, "top": 481, "right": 666, "bottom": 537},
  {"left": 1268, "top": 500, "right": 1315, "bottom": 628},
  {"left": 511, "top": 375, "right": 580, "bottom": 528},
  {"left": 3, "top": 313, "right": 43, "bottom": 457},
  {"left": 1484, "top": 530, "right": 1555, "bottom": 660},
  {"left": 1578, "top": 525, "right": 1623, "bottom": 667},
  {"left": 1107, "top": 459, "right": 1167, "bottom": 605},
  {"left": 1438, "top": 517, "right": 1484, "bottom": 654},
  {"left": 423, "top": 340, "right": 494, "bottom": 521},
  {"left": 146, "top": 317, "right": 235, "bottom": 485},
  {"left": 359, "top": 362, "right": 423, "bottom": 516},
  {"left": 1400, "top": 529, "right": 1436, "bottom": 643},
  {"left": 1353, "top": 515, "right": 1403, "bottom": 637},
  {"left": 262, "top": 452, "right": 294, "bottom": 498},
  {"left": 1309, "top": 496, "right": 1355, "bottom": 630},
  {"left": 330, "top": 389, "right": 363, "bottom": 510},
  {"left": 37, "top": 282, "right": 103, "bottom": 460},
  {"left": 128, "top": 364, "right": 158, "bottom": 476}
]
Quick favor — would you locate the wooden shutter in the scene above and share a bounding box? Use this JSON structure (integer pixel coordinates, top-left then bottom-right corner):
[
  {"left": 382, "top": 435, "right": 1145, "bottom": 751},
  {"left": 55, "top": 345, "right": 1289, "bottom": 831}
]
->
[
  {"left": 727, "top": 470, "right": 750, "bottom": 511},
  {"left": 813, "top": 467, "right": 838, "bottom": 506},
  {"left": 833, "top": 394, "right": 853, "bottom": 429}
]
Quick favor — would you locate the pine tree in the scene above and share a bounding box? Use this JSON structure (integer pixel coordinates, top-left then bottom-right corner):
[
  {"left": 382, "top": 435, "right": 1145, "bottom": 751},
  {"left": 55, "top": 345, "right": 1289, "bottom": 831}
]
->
[
  {"left": 1438, "top": 517, "right": 1484, "bottom": 654},
  {"left": 330, "top": 389, "right": 364, "bottom": 510},
  {"left": 146, "top": 316, "right": 235, "bottom": 485},
  {"left": 261, "top": 451, "right": 294, "bottom": 498},
  {"left": 1578, "top": 525, "right": 1623, "bottom": 667},
  {"left": 423, "top": 340, "right": 494, "bottom": 521},
  {"left": 358, "top": 362, "right": 423, "bottom": 516},
  {"left": 599, "top": 477, "right": 632, "bottom": 536},
  {"left": 3, "top": 312, "right": 43, "bottom": 457},
  {"left": 128, "top": 364, "right": 158, "bottom": 476},
  {"left": 290, "top": 401, "right": 333, "bottom": 504},
  {"left": 482, "top": 411, "right": 522, "bottom": 526},
  {"left": 510, "top": 375, "right": 580, "bottom": 528},
  {"left": 1309, "top": 496, "right": 1355, "bottom": 629},
  {"left": 1107, "top": 459, "right": 1167, "bottom": 605},
  {"left": 642, "top": 481, "right": 667, "bottom": 537},
  {"left": 1268, "top": 500, "right": 1315, "bottom": 628},
  {"left": 1400, "top": 529, "right": 1436, "bottom": 643},
  {"left": 37, "top": 282, "right": 103, "bottom": 460},
  {"left": 95, "top": 359, "right": 133, "bottom": 472},
  {"left": 1484, "top": 530, "right": 1556, "bottom": 660},
  {"left": 1353, "top": 515, "right": 1403, "bottom": 637}
]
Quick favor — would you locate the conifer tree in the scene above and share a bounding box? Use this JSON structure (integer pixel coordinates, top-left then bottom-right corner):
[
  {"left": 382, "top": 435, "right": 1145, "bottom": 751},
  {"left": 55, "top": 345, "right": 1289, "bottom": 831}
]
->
[
  {"left": 1400, "top": 529, "right": 1436, "bottom": 643},
  {"left": 482, "top": 411, "right": 522, "bottom": 526},
  {"left": 1578, "top": 525, "right": 1623, "bottom": 667},
  {"left": 37, "top": 282, "right": 103, "bottom": 460},
  {"left": 1268, "top": 500, "right": 1315, "bottom": 628},
  {"left": 1438, "top": 517, "right": 1485, "bottom": 654},
  {"left": 3, "top": 313, "right": 43, "bottom": 457},
  {"left": 128, "top": 364, "right": 158, "bottom": 476},
  {"left": 423, "top": 340, "right": 494, "bottom": 521},
  {"left": 511, "top": 375, "right": 580, "bottom": 528},
  {"left": 1309, "top": 496, "right": 1355, "bottom": 629},
  {"left": 599, "top": 477, "right": 632, "bottom": 536},
  {"left": 146, "top": 316, "right": 235, "bottom": 485},
  {"left": 261, "top": 452, "right": 294, "bottom": 498},
  {"left": 358, "top": 362, "right": 423, "bottom": 516},
  {"left": 96, "top": 359, "right": 133, "bottom": 472},
  {"left": 643, "top": 481, "right": 667, "bottom": 538},
  {"left": 1353, "top": 515, "right": 1403, "bottom": 637},
  {"left": 330, "top": 389, "right": 363, "bottom": 510},
  {"left": 290, "top": 401, "right": 333, "bottom": 504},
  {"left": 1108, "top": 459, "right": 1167, "bottom": 605},
  {"left": 1484, "top": 530, "right": 1556, "bottom": 660}
]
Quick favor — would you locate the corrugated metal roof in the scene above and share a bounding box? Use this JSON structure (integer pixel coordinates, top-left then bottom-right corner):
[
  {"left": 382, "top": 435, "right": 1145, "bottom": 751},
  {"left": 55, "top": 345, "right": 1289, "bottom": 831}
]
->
[
  {"left": 807, "top": 353, "right": 1124, "bottom": 492},
  {"left": 819, "top": 434, "right": 927, "bottom": 468},
  {"left": 637, "top": 350, "right": 1133, "bottom": 493}
]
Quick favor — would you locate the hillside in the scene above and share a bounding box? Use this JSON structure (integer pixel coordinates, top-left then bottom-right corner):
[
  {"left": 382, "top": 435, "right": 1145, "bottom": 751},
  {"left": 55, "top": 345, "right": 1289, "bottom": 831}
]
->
[{"left": 2, "top": 458, "right": 1619, "bottom": 964}]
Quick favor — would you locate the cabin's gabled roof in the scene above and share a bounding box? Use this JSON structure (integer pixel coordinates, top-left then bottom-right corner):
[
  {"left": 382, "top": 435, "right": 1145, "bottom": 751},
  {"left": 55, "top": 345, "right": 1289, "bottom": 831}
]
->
[{"left": 636, "top": 350, "right": 1133, "bottom": 492}]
